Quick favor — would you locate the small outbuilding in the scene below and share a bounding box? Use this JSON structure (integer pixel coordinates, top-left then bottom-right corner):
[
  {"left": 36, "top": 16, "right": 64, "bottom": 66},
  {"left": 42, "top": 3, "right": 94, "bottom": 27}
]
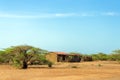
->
[{"left": 46, "top": 52, "right": 82, "bottom": 63}]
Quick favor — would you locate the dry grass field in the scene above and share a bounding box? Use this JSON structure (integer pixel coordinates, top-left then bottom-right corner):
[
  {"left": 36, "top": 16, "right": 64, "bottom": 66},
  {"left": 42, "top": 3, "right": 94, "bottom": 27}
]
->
[{"left": 0, "top": 61, "right": 120, "bottom": 80}]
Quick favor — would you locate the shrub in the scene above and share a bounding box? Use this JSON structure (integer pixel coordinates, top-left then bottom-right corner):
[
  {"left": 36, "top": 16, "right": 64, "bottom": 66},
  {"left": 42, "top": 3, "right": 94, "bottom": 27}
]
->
[
  {"left": 98, "top": 64, "right": 102, "bottom": 67},
  {"left": 71, "top": 66, "right": 77, "bottom": 68},
  {"left": 0, "top": 51, "right": 13, "bottom": 64},
  {"left": 47, "top": 61, "right": 53, "bottom": 68},
  {"left": 12, "top": 58, "right": 22, "bottom": 69},
  {"left": 91, "top": 53, "right": 108, "bottom": 61}
]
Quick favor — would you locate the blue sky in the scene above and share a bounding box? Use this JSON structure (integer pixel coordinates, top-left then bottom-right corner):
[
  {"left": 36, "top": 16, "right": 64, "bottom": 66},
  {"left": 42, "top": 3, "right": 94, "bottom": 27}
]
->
[{"left": 0, "top": 0, "right": 120, "bottom": 54}]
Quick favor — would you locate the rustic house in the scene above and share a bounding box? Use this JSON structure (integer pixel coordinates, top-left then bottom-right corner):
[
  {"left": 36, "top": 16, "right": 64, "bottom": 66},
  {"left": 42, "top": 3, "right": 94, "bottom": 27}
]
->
[{"left": 46, "top": 52, "right": 82, "bottom": 63}]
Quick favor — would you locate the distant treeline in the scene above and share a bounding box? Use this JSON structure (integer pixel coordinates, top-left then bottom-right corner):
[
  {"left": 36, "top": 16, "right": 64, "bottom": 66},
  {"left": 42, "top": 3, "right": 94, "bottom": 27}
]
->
[
  {"left": 0, "top": 45, "right": 120, "bottom": 69},
  {"left": 65, "top": 50, "right": 120, "bottom": 61},
  {"left": 90, "top": 51, "right": 120, "bottom": 61}
]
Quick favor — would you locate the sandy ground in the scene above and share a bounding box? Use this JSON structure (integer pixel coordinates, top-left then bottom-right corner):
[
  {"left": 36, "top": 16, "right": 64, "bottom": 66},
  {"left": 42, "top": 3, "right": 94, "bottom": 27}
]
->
[{"left": 0, "top": 61, "right": 120, "bottom": 80}]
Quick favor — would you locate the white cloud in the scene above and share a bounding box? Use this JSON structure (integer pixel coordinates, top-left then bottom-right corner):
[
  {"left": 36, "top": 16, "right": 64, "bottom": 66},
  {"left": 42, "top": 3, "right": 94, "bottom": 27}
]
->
[
  {"left": 0, "top": 13, "right": 77, "bottom": 18},
  {"left": 101, "top": 12, "right": 119, "bottom": 16},
  {"left": 55, "top": 13, "right": 76, "bottom": 17},
  {"left": 0, "top": 12, "right": 94, "bottom": 19},
  {"left": 0, "top": 12, "right": 119, "bottom": 19},
  {"left": 80, "top": 13, "right": 95, "bottom": 17},
  {"left": 0, "top": 13, "right": 48, "bottom": 18}
]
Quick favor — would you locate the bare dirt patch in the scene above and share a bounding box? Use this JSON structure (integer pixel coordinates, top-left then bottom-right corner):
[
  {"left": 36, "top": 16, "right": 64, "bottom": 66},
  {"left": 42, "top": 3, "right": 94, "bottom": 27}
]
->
[{"left": 0, "top": 61, "right": 120, "bottom": 80}]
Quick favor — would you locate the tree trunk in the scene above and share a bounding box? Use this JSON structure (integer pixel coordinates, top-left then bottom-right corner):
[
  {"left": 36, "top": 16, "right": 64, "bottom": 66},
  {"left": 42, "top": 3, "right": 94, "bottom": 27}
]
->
[{"left": 22, "top": 61, "right": 28, "bottom": 69}]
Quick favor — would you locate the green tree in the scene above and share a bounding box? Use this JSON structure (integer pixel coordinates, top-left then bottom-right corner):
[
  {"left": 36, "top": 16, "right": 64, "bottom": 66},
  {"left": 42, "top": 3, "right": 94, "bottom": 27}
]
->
[
  {"left": 0, "top": 50, "right": 13, "bottom": 64},
  {"left": 5, "top": 45, "right": 48, "bottom": 69},
  {"left": 109, "top": 50, "right": 120, "bottom": 61},
  {"left": 91, "top": 53, "right": 108, "bottom": 61}
]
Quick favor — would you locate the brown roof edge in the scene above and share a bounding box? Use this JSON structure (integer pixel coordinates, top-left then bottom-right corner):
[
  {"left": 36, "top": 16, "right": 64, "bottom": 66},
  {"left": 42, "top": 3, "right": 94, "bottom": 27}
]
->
[
  {"left": 49, "top": 52, "right": 81, "bottom": 56},
  {"left": 49, "top": 52, "right": 68, "bottom": 55}
]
